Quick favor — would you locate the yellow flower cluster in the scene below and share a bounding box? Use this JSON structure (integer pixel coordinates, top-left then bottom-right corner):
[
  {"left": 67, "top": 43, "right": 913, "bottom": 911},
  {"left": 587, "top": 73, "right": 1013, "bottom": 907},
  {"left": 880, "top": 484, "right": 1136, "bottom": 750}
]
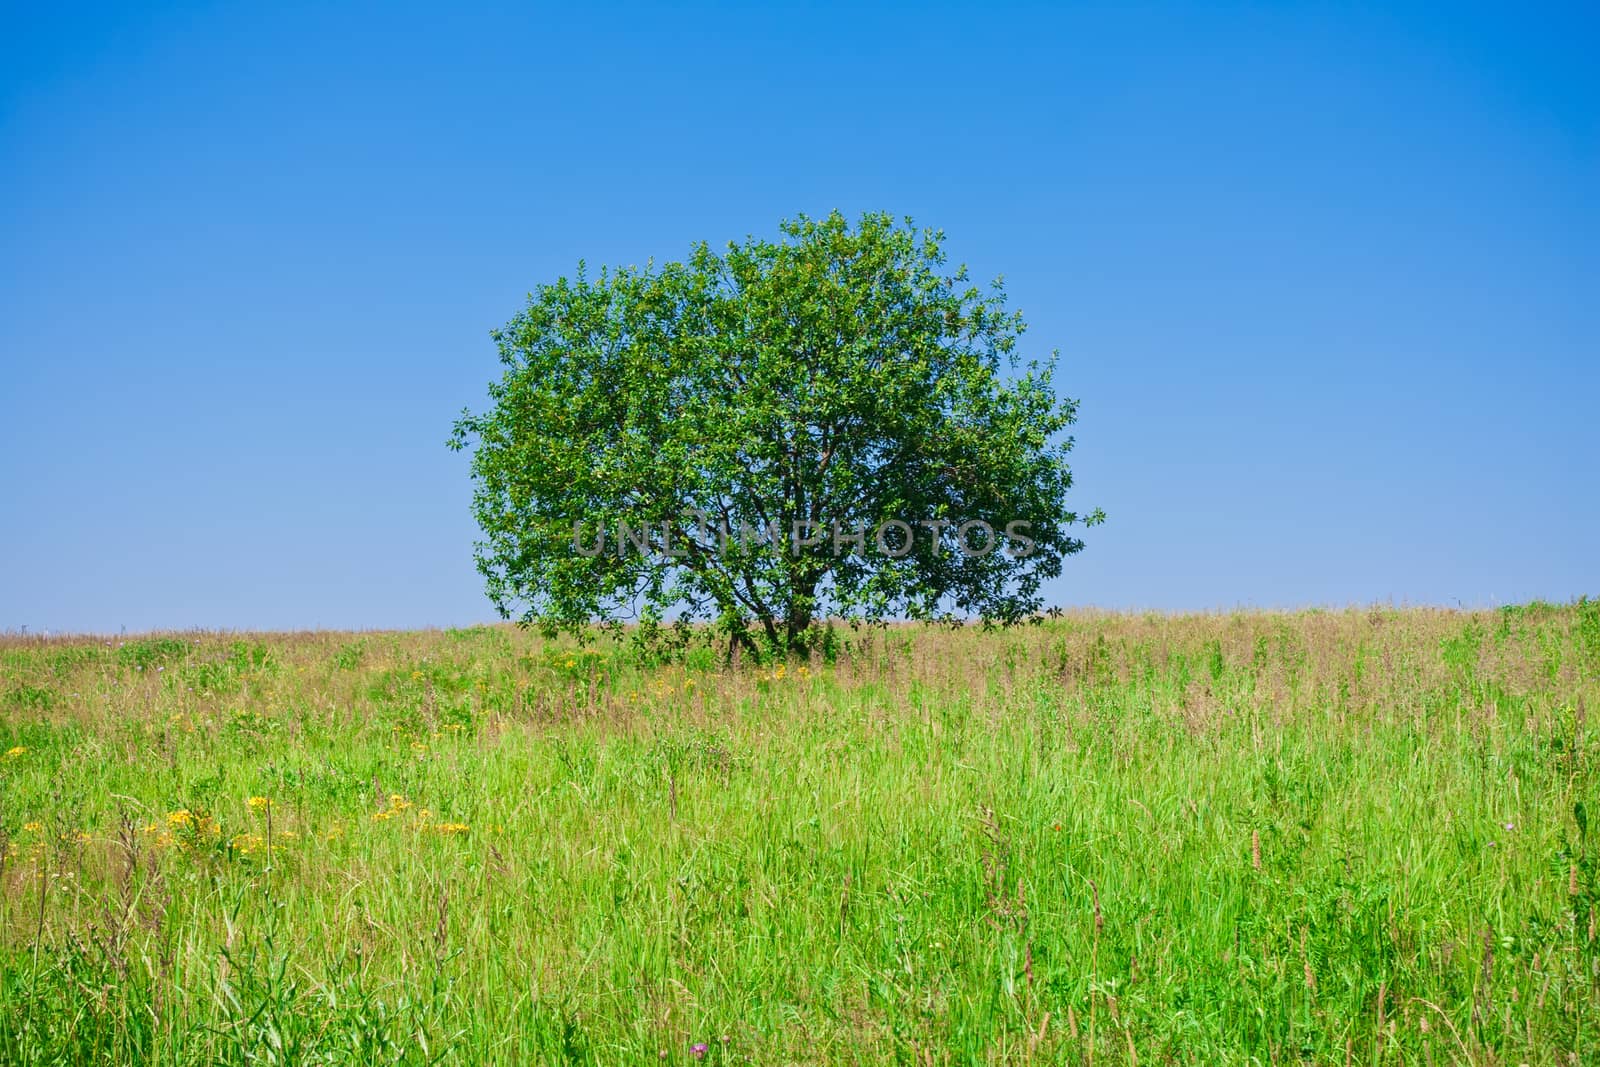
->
[
  {"left": 372, "top": 794, "right": 414, "bottom": 822},
  {"left": 10, "top": 790, "right": 481, "bottom": 862},
  {"left": 389, "top": 723, "right": 469, "bottom": 754},
  {"left": 140, "top": 809, "right": 221, "bottom": 849},
  {"left": 7, "top": 822, "right": 90, "bottom": 858},
  {"left": 639, "top": 667, "right": 709, "bottom": 698},
  {"left": 758, "top": 663, "right": 811, "bottom": 683},
  {"left": 168, "top": 808, "right": 215, "bottom": 831},
  {"left": 371, "top": 794, "right": 468, "bottom": 835},
  {"left": 230, "top": 829, "right": 296, "bottom": 855},
  {"left": 4, "top": 746, "right": 26, "bottom": 760},
  {"left": 231, "top": 833, "right": 264, "bottom": 854}
]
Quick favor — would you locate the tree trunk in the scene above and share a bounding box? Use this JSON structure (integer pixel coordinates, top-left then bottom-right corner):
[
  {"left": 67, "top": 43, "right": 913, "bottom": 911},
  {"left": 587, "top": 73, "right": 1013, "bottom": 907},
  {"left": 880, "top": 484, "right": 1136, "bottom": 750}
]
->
[
  {"left": 726, "top": 627, "right": 759, "bottom": 668},
  {"left": 784, "top": 578, "right": 818, "bottom": 655}
]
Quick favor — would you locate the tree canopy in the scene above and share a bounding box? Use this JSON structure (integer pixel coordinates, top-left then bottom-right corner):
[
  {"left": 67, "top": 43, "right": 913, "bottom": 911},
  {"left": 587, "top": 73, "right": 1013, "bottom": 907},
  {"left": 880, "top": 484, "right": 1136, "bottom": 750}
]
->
[{"left": 449, "top": 211, "right": 1100, "bottom": 657}]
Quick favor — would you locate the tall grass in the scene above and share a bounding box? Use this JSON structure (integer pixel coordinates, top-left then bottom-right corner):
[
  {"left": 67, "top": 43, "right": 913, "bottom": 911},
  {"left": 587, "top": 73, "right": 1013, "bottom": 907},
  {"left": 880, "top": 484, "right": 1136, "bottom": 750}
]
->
[{"left": 1, "top": 602, "right": 1597, "bottom": 1063}]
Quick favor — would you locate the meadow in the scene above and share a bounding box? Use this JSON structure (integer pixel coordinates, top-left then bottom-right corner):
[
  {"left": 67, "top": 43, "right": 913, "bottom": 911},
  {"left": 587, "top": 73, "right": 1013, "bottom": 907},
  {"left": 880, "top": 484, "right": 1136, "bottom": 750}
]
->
[{"left": 1, "top": 604, "right": 1597, "bottom": 1064}]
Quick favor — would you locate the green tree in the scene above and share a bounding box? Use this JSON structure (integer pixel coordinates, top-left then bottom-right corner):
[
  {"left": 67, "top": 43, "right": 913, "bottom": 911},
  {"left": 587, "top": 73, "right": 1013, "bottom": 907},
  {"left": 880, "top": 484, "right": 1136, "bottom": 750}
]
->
[{"left": 450, "top": 211, "right": 1100, "bottom": 658}]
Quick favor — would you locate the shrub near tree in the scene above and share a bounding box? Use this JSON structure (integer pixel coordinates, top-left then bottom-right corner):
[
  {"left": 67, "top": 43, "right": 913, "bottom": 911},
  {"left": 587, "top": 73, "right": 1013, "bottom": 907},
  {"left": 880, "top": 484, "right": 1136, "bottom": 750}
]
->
[{"left": 451, "top": 211, "right": 1101, "bottom": 658}]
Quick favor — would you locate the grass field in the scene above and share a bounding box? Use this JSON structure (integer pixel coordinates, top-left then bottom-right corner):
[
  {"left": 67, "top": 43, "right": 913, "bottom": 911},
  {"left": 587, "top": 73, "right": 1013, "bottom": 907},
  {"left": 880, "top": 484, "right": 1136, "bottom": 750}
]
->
[{"left": 2, "top": 604, "right": 1597, "bottom": 1064}]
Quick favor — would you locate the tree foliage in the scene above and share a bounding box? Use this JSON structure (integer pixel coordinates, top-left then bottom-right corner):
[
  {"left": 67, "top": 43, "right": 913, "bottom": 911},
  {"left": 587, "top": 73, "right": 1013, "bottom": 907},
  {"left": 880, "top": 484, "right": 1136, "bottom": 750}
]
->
[{"left": 450, "top": 211, "right": 1100, "bottom": 655}]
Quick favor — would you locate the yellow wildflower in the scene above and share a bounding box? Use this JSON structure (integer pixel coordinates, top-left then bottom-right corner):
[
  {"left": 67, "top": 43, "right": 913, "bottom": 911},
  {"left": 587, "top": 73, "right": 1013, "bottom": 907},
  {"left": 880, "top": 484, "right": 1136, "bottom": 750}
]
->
[
  {"left": 248, "top": 796, "right": 271, "bottom": 811},
  {"left": 22, "top": 821, "right": 42, "bottom": 833},
  {"left": 4, "top": 746, "right": 26, "bottom": 759},
  {"left": 167, "top": 810, "right": 218, "bottom": 838},
  {"left": 434, "top": 822, "right": 470, "bottom": 836}
]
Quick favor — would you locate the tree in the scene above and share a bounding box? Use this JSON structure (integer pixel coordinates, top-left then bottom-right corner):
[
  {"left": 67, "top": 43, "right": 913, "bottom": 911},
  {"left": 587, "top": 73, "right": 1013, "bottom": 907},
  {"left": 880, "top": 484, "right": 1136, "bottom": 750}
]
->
[{"left": 449, "top": 211, "right": 1101, "bottom": 658}]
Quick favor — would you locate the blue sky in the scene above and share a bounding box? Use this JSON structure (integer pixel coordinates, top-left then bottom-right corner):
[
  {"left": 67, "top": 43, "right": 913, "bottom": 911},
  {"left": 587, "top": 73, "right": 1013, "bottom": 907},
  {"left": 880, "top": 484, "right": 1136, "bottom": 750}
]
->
[{"left": 2, "top": 1, "right": 1594, "bottom": 633}]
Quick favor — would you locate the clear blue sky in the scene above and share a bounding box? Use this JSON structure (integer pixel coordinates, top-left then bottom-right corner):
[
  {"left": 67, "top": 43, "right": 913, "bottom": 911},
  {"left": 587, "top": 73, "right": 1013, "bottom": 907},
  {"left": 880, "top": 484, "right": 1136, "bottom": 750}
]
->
[{"left": 2, "top": 1, "right": 1594, "bottom": 633}]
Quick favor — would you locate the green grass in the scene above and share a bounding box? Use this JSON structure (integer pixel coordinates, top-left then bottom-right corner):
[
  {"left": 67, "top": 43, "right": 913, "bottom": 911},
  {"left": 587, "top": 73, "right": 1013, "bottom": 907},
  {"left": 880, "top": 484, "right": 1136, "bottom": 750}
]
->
[{"left": 1, "top": 604, "right": 1598, "bottom": 1064}]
